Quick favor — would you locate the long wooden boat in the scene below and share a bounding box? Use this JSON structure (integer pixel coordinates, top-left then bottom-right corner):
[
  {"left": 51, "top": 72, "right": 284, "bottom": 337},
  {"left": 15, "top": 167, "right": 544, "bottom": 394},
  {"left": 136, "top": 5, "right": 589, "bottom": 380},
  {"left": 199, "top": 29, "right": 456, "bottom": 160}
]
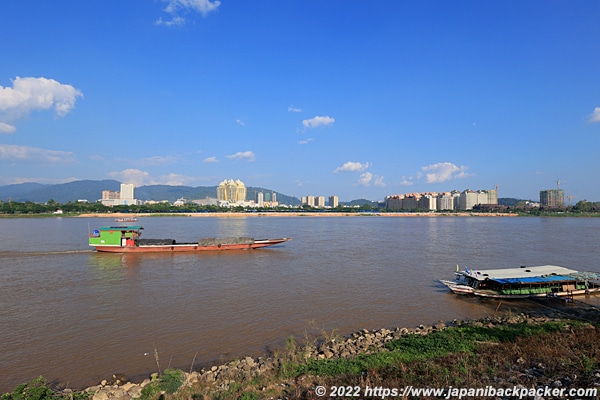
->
[
  {"left": 89, "top": 225, "right": 291, "bottom": 253},
  {"left": 440, "top": 265, "right": 600, "bottom": 299},
  {"left": 115, "top": 217, "right": 138, "bottom": 222}
]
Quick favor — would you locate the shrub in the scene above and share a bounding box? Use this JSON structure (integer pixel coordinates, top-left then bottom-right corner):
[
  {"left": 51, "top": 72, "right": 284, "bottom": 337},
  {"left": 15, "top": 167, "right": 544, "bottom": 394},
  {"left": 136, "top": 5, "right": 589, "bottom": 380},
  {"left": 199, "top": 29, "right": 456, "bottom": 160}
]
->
[
  {"left": 139, "top": 369, "right": 185, "bottom": 400},
  {"left": 0, "top": 376, "right": 57, "bottom": 400},
  {"left": 158, "top": 369, "right": 184, "bottom": 394}
]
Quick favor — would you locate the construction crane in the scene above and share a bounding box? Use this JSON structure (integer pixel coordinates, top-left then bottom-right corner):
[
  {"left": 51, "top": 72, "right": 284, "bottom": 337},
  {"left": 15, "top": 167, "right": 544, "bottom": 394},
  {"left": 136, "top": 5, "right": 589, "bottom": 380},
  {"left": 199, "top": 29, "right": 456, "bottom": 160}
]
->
[
  {"left": 556, "top": 179, "right": 566, "bottom": 189},
  {"left": 567, "top": 195, "right": 577, "bottom": 207}
]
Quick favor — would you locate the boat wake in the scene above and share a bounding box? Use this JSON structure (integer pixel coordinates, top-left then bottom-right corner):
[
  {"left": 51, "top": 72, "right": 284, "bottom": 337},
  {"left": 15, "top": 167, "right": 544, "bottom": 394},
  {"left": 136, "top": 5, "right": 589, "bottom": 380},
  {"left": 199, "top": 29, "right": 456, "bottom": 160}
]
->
[{"left": 0, "top": 249, "right": 93, "bottom": 258}]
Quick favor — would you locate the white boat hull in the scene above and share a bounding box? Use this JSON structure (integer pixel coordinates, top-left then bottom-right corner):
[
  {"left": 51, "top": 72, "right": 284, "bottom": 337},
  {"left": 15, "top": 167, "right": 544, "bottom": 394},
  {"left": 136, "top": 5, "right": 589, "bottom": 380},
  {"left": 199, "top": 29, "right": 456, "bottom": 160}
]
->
[{"left": 440, "top": 279, "right": 600, "bottom": 299}]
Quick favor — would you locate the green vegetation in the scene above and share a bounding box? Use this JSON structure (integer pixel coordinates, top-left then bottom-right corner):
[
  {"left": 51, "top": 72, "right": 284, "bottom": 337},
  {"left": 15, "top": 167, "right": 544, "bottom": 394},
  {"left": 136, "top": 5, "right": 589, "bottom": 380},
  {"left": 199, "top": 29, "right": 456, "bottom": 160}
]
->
[
  {"left": 4, "top": 319, "right": 599, "bottom": 400},
  {"left": 0, "top": 377, "right": 58, "bottom": 400},
  {"left": 139, "top": 369, "right": 185, "bottom": 400},
  {"left": 280, "top": 321, "right": 568, "bottom": 379},
  {"left": 0, "top": 199, "right": 222, "bottom": 215},
  {"left": 3, "top": 198, "right": 600, "bottom": 216},
  {"left": 2, "top": 180, "right": 599, "bottom": 216},
  {"left": 3, "top": 194, "right": 600, "bottom": 216},
  {"left": 0, "top": 376, "right": 89, "bottom": 400}
]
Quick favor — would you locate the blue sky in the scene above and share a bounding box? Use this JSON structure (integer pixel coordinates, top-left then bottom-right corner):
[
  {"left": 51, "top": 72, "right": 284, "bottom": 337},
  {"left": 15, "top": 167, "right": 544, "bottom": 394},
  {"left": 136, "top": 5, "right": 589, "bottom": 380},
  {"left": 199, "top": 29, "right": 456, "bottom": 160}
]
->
[{"left": 1, "top": 1, "right": 599, "bottom": 202}]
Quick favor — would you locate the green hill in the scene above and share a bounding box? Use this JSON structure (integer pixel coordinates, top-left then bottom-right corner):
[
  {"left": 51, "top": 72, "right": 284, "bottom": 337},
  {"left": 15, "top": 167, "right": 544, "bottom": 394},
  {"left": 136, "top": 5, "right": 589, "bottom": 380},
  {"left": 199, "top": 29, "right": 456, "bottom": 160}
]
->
[{"left": 0, "top": 180, "right": 302, "bottom": 206}]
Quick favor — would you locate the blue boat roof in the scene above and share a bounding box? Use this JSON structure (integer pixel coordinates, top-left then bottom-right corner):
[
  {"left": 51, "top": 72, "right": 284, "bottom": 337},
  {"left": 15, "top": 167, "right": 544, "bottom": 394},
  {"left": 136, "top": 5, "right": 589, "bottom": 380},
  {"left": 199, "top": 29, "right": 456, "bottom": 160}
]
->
[
  {"left": 465, "top": 265, "right": 579, "bottom": 281},
  {"left": 493, "top": 275, "right": 576, "bottom": 285}
]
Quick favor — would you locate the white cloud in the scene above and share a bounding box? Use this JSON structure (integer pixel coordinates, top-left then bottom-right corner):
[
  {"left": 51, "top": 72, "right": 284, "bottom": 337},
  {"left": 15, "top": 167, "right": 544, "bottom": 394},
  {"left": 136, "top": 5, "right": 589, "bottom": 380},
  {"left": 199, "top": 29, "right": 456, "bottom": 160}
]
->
[
  {"left": 333, "top": 161, "right": 384, "bottom": 187},
  {"left": 0, "top": 144, "right": 76, "bottom": 164},
  {"left": 108, "top": 169, "right": 150, "bottom": 187},
  {"left": 0, "top": 77, "right": 82, "bottom": 132},
  {"left": 357, "top": 172, "right": 385, "bottom": 188},
  {"left": 333, "top": 161, "right": 370, "bottom": 173},
  {"left": 155, "top": 16, "right": 185, "bottom": 26},
  {"left": 374, "top": 176, "right": 386, "bottom": 188},
  {"left": 203, "top": 156, "right": 219, "bottom": 163},
  {"left": 421, "top": 162, "right": 470, "bottom": 183},
  {"left": 298, "top": 138, "right": 314, "bottom": 145},
  {"left": 137, "top": 155, "right": 181, "bottom": 166},
  {"left": 160, "top": 173, "right": 193, "bottom": 186},
  {"left": 358, "top": 172, "right": 373, "bottom": 186},
  {"left": 226, "top": 151, "right": 255, "bottom": 162},
  {"left": 0, "top": 122, "right": 16, "bottom": 134},
  {"left": 589, "top": 107, "right": 600, "bottom": 123},
  {"left": 288, "top": 106, "right": 302, "bottom": 113},
  {"left": 156, "top": 0, "right": 221, "bottom": 25},
  {"left": 108, "top": 169, "right": 199, "bottom": 186},
  {"left": 235, "top": 118, "right": 245, "bottom": 126},
  {"left": 302, "top": 115, "right": 335, "bottom": 129},
  {"left": 399, "top": 176, "right": 414, "bottom": 186}
]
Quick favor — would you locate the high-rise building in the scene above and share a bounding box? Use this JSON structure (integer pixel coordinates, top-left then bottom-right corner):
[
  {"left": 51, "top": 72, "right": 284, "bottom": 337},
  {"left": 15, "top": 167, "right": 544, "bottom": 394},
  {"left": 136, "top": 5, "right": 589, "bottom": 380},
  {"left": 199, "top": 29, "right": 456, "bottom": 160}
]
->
[
  {"left": 217, "top": 179, "right": 247, "bottom": 203},
  {"left": 419, "top": 194, "right": 437, "bottom": 211},
  {"left": 120, "top": 183, "right": 135, "bottom": 204},
  {"left": 385, "top": 194, "right": 404, "bottom": 210},
  {"left": 458, "top": 189, "right": 498, "bottom": 210},
  {"left": 328, "top": 195, "right": 338, "bottom": 208},
  {"left": 102, "top": 190, "right": 119, "bottom": 200},
  {"left": 386, "top": 189, "right": 496, "bottom": 211},
  {"left": 100, "top": 183, "right": 137, "bottom": 206},
  {"left": 257, "top": 192, "right": 264, "bottom": 207},
  {"left": 436, "top": 193, "right": 455, "bottom": 211},
  {"left": 540, "top": 189, "right": 565, "bottom": 207},
  {"left": 315, "top": 196, "right": 325, "bottom": 208},
  {"left": 302, "top": 195, "right": 328, "bottom": 208}
]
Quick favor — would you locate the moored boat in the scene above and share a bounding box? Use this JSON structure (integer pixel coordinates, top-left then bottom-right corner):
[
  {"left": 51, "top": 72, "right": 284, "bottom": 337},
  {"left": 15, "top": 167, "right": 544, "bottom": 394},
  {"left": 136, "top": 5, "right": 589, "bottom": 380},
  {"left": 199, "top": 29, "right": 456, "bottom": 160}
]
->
[
  {"left": 440, "top": 264, "right": 600, "bottom": 299},
  {"left": 89, "top": 225, "right": 291, "bottom": 253},
  {"left": 115, "top": 217, "right": 138, "bottom": 222}
]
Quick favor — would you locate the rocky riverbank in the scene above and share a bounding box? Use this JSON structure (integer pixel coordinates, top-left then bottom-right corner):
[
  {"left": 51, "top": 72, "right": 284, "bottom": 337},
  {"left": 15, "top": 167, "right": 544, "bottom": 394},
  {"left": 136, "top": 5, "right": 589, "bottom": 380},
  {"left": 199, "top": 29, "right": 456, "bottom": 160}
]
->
[{"left": 50, "top": 300, "right": 599, "bottom": 400}]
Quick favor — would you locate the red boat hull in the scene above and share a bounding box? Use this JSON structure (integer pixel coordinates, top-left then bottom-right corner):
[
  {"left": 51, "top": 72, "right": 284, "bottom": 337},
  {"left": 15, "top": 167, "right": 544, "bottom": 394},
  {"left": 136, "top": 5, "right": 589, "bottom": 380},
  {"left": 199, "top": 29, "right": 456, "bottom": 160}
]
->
[{"left": 92, "top": 238, "right": 291, "bottom": 253}]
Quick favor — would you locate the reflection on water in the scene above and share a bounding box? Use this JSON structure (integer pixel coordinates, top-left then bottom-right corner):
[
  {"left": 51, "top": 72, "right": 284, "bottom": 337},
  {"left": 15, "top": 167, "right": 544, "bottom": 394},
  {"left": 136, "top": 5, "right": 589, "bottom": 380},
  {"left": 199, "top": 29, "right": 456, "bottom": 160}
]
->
[
  {"left": 87, "top": 252, "right": 142, "bottom": 270},
  {"left": 0, "top": 216, "right": 599, "bottom": 391}
]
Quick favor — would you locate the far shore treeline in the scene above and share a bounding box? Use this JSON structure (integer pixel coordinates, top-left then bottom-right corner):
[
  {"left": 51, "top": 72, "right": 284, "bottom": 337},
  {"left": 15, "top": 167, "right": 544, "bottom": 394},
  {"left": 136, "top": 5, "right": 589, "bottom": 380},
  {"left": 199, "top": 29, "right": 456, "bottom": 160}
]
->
[
  {"left": 2, "top": 180, "right": 599, "bottom": 216},
  {"left": 0, "top": 198, "right": 599, "bottom": 216}
]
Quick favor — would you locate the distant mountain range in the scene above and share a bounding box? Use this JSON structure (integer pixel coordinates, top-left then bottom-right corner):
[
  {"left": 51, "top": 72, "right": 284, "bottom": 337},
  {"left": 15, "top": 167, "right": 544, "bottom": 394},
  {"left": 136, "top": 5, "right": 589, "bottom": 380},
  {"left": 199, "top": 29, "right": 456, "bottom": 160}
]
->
[
  {"left": 0, "top": 180, "right": 525, "bottom": 208},
  {"left": 0, "top": 180, "right": 303, "bottom": 205}
]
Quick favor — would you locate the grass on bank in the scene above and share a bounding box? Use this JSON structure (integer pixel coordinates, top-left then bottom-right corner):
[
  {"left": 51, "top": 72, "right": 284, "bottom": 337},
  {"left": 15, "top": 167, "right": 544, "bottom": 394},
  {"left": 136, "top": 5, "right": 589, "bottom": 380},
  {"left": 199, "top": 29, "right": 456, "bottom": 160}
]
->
[
  {"left": 3, "top": 320, "right": 599, "bottom": 400},
  {"left": 280, "top": 321, "right": 568, "bottom": 378}
]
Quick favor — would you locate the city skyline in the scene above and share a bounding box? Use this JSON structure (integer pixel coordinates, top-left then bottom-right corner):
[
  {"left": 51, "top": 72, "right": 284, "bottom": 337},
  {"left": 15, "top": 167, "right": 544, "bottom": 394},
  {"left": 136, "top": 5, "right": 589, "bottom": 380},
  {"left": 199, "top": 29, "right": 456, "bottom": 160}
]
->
[
  {"left": 1, "top": 1, "right": 599, "bottom": 202},
  {"left": 0, "top": 175, "right": 586, "bottom": 205}
]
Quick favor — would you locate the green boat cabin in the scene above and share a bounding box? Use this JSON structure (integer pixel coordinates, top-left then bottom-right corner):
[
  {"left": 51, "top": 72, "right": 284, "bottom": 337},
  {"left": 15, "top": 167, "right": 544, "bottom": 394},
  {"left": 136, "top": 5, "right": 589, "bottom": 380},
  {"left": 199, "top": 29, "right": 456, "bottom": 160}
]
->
[{"left": 89, "top": 226, "right": 143, "bottom": 247}]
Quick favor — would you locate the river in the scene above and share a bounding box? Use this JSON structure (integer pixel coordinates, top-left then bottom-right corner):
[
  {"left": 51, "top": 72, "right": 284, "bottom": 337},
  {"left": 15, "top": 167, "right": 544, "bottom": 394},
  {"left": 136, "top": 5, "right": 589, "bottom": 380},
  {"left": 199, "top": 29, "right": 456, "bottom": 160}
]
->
[{"left": 1, "top": 215, "right": 599, "bottom": 391}]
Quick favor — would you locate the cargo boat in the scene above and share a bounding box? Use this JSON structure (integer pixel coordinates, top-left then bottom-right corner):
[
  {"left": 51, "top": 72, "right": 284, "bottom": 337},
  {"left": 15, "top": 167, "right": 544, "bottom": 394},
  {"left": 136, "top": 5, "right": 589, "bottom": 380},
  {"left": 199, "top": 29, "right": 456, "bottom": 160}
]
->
[
  {"left": 89, "top": 225, "right": 291, "bottom": 253},
  {"left": 440, "top": 265, "right": 600, "bottom": 299}
]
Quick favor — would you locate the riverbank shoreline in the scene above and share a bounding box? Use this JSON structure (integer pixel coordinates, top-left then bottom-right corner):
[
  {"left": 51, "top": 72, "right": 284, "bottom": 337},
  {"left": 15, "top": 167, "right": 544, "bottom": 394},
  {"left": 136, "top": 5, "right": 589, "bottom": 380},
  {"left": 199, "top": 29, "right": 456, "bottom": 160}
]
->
[
  {"left": 6, "top": 299, "right": 599, "bottom": 399},
  {"left": 78, "top": 211, "right": 519, "bottom": 218}
]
